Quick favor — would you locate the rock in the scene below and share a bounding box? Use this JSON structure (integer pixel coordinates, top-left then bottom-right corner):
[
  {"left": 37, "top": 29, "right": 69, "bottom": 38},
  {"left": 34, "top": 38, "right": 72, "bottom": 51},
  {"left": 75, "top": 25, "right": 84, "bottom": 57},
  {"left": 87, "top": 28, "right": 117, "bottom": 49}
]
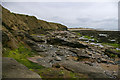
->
[
  {"left": 115, "top": 60, "right": 120, "bottom": 64},
  {"left": 78, "top": 54, "right": 91, "bottom": 59},
  {"left": 2, "top": 57, "right": 41, "bottom": 78},
  {"left": 47, "top": 38, "right": 88, "bottom": 48},
  {"left": 32, "top": 45, "right": 47, "bottom": 52},
  {"left": 55, "top": 56, "right": 62, "bottom": 61},
  {"left": 26, "top": 41, "right": 48, "bottom": 52},
  {"left": 36, "top": 57, "right": 53, "bottom": 68},
  {"left": 99, "top": 34, "right": 108, "bottom": 37},
  {"left": 60, "top": 60, "right": 108, "bottom": 78},
  {"left": 84, "top": 61, "right": 93, "bottom": 66},
  {"left": 30, "top": 35, "right": 45, "bottom": 42},
  {"left": 26, "top": 40, "right": 37, "bottom": 46},
  {"left": 86, "top": 51, "right": 92, "bottom": 56},
  {"left": 79, "top": 36, "right": 89, "bottom": 41},
  {"left": 92, "top": 53, "right": 101, "bottom": 59},
  {"left": 108, "top": 61, "right": 115, "bottom": 65},
  {"left": 104, "top": 70, "right": 117, "bottom": 78},
  {"left": 89, "top": 39, "right": 95, "bottom": 42},
  {"left": 100, "top": 58, "right": 107, "bottom": 63},
  {"left": 105, "top": 49, "right": 119, "bottom": 57},
  {"left": 69, "top": 49, "right": 91, "bottom": 59},
  {"left": 55, "top": 51, "right": 64, "bottom": 56},
  {"left": 2, "top": 31, "right": 10, "bottom": 44},
  {"left": 52, "top": 63, "right": 61, "bottom": 68}
]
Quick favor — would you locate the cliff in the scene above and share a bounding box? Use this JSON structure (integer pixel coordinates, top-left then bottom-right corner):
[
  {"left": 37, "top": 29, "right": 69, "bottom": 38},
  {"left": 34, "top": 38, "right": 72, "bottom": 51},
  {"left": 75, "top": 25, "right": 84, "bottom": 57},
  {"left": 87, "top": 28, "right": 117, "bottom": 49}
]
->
[
  {"left": 2, "top": 6, "right": 67, "bottom": 49},
  {"left": 2, "top": 6, "right": 67, "bottom": 34}
]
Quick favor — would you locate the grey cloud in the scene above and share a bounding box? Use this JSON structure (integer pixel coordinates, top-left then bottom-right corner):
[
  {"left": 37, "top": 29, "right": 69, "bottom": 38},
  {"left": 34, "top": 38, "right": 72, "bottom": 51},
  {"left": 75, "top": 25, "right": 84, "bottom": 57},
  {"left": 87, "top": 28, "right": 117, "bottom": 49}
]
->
[{"left": 2, "top": 2, "right": 118, "bottom": 30}]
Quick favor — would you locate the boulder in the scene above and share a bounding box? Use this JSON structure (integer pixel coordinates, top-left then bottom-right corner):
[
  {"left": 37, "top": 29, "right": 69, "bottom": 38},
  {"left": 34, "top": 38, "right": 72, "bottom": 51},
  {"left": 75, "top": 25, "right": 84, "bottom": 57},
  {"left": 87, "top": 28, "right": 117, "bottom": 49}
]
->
[
  {"left": 84, "top": 61, "right": 93, "bottom": 66},
  {"left": 2, "top": 57, "right": 41, "bottom": 78},
  {"left": 78, "top": 54, "right": 91, "bottom": 59},
  {"left": 99, "top": 58, "right": 108, "bottom": 63},
  {"left": 52, "top": 63, "right": 61, "bottom": 68},
  {"left": 55, "top": 51, "right": 64, "bottom": 56},
  {"left": 60, "top": 60, "right": 108, "bottom": 78},
  {"left": 55, "top": 56, "right": 62, "bottom": 61}
]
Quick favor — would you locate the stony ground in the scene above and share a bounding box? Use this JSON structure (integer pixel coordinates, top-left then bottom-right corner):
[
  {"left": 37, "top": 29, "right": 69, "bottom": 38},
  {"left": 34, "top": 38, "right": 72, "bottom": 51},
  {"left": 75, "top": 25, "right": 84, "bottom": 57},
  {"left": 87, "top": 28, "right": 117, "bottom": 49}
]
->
[{"left": 24, "top": 30, "right": 119, "bottom": 78}]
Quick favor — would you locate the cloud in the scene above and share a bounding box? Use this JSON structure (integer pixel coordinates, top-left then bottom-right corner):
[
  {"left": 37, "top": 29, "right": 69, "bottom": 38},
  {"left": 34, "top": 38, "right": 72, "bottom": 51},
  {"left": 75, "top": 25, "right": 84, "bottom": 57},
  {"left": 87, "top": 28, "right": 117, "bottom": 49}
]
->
[{"left": 2, "top": 2, "right": 118, "bottom": 30}]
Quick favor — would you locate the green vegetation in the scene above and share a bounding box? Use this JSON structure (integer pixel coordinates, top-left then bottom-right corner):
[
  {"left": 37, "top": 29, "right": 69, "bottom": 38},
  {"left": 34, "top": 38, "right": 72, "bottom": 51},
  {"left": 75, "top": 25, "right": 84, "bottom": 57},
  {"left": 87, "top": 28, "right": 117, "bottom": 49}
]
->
[
  {"left": 31, "top": 34, "right": 45, "bottom": 36},
  {"left": 84, "top": 35, "right": 97, "bottom": 41},
  {"left": 102, "top": 43, "right": 120, "bottom": 48},
  {"left": 76, "top": 32, "right": 97, "bottom": 41},
  {"left": 76, "top": 33, "right": 82, "bottom": 37},
  {"left": 109, "top": 54, "right": 118, "bottom": 58},
  {"left": 3, "top": 44, "right": 44, "bottom": 69},
  {"left": 34, "top": 68, "right": 87, "bottom": 79}
]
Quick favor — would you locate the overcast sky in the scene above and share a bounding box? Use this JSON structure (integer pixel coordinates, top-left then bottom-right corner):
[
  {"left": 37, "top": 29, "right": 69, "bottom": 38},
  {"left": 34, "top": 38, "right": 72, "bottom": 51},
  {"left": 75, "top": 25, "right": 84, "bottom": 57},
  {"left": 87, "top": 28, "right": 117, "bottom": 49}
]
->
[{"left": 2, "top": 1, "right": 118, "bottom": 30}]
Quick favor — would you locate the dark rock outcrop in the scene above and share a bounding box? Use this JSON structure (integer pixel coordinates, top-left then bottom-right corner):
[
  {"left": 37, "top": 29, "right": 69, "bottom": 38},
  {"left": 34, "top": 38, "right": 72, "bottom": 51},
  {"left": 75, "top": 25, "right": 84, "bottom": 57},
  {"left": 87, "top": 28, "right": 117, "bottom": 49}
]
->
[{"left": 47, "top": 38, "right": 88, "bottom": 48}]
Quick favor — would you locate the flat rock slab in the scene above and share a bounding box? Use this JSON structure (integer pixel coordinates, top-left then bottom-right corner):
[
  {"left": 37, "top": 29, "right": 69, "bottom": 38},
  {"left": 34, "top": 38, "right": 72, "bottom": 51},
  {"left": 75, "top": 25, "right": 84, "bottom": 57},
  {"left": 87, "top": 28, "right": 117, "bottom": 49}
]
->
[
  {"left": 2, "top": 57, "right": 41, "bottom": 78},
  {"left": 59, "top": 60, "right": 108, "bottom": 78}
]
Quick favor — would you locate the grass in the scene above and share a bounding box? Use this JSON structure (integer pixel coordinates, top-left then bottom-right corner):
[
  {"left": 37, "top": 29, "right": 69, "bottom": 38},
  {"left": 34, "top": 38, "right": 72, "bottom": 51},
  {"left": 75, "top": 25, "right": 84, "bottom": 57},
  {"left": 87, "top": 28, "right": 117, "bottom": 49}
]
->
[
  {"left": 31, "top": 34, "right": 45, "bottom": 36},
  {"left": 102, "top": 43, "right": 120, "bottom": 48},
  {"left": 34, "top": 68, "right": 88, "bottom": 79},
  {"left": 76, "top": 32, "right": 97, "bottom": 41},
  {"left": 84, "top": 36, "right": 97, "bottom": 41},
  {"left": 76, "top": 33, "right": 82, "bottom": 37},
  {"left": 3, "top": 43, "right": 44, "bottom": 69}
]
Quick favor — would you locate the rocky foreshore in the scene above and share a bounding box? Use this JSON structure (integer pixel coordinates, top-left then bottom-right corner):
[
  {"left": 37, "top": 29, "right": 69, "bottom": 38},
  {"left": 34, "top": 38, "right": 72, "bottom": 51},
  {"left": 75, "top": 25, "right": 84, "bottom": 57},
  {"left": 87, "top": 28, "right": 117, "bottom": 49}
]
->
[
  {"left": 2, "top": 5, "right": 120, "bottom": 78},
  {"left": 25, "top": 30, "right": 119, "bottom": 78}
]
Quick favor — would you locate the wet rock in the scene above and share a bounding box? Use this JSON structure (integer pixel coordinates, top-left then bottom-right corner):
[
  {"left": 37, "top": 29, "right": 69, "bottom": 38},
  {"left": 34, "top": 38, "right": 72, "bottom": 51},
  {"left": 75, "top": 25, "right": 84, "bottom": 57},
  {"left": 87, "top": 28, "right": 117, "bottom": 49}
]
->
[{"left": 109, "top": 39, "right": 116, "bottom": 43}]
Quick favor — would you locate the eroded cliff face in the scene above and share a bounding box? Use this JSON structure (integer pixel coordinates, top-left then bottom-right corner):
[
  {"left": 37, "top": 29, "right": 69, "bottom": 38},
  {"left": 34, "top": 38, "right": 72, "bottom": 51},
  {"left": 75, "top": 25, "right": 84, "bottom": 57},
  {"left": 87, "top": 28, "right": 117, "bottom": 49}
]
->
[{"left": 2, "top": 6, "right": 67, "bottom": 49}]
